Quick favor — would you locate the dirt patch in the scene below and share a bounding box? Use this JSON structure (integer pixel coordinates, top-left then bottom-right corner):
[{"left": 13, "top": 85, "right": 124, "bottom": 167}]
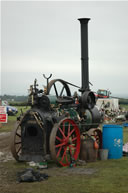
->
[
  {"left": 62, "top": 167, "right": 97, "bottom": 175},
  {"left": 0, "top": 132, "right": 98, "bottom": 193},
  {"left": 45, "top": 166, "right": 97, "bottom": 177},
  {"left": 0, "top": 132, "right": 97, "bottom": 175},
  {"left": 0, "top": 132, "right": 14, "bottom": 162}
]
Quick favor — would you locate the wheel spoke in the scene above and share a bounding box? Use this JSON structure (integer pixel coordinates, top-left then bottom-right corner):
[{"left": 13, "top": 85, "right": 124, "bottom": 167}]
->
[
  {"left": 54, "top": 83, "right": 58, "bottom": 97},
  {"left": 56, "top": 146, "right": 62, "bottom": 158},
  {"left": 59, "top": 127, "right": 66, "bottom": 139},
  {"left": 68, "top": 128, "right": 75, "bottom": 138},
  {"left": 16, "top": 133, "right": 21, "bottom": 138},
  {"left": 60, "top": 86, "right": 65, "bottom": 97},
  {"left": 56, "top": 136, "right": 62, "bottom": 142},
  {"left": 55, "top": 141, "right": 66, "bottom": 148},
  {"left": 72, "top": 137, "right": 77, "bottom": 142},
  {"left": 61, "top": 146, "right": 67, "bottom": 162},
  {"left": 15, "top": 141, "right": 21, "bottom": 145},
  {"left": 16, "top": 146, "right": 21, "bottom": 154}
]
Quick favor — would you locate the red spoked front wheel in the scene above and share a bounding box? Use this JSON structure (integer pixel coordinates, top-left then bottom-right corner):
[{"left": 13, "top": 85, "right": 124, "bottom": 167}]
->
[{"left": 50, "top": 118, "right": 81, "bottom": 166}]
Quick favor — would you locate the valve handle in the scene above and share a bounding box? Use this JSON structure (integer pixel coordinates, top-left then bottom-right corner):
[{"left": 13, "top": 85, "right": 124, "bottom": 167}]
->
[
  {"left": 43, "top": 74, "right": 52, "bottom": 94},
  {"left": 43, "top": 74, "right": 52, "bottom": 80}
]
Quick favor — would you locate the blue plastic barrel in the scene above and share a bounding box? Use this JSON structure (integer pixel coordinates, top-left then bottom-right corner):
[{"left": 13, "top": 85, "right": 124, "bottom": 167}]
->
[{"left": 102, "top": 125, "right": 123, "bottom": 159}]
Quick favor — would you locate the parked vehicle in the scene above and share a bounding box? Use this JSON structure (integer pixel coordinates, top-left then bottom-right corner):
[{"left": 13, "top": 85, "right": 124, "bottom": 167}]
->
[
  {"left": 6, "top": 106, "right": 18, "bottom": 116},
  {"left": 96, "top": 89, "right": 111, "bottom": 98},
  {"left": 2, "top": 100, "right": 18, "bottom": 116}
]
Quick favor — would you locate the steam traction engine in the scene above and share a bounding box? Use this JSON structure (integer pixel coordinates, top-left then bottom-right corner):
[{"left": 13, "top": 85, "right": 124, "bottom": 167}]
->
[{"left": 11, "top": 18, "right": 101, "bottom": 166}]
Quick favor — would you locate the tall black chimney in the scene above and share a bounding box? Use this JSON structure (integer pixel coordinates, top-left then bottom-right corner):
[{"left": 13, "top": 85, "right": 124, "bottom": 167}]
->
[{"left": 78, "top": 18, "right": 90, "bottom": 93}]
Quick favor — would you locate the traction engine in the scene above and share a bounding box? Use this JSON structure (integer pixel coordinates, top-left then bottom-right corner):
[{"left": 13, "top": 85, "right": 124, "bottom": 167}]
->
[{"left": 10, "top": 18, "right": 102, "bottom": 166}]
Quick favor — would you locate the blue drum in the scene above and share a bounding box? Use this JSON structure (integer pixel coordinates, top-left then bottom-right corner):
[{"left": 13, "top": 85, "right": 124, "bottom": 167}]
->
[{"left": 102, "top": 125, "right": 123, "bottom": 159}]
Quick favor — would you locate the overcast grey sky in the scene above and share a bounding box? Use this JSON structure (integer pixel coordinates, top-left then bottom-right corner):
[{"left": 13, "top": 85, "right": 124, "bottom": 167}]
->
[{"left": 1, "top": 1, "right": 128, "bottom": 97}]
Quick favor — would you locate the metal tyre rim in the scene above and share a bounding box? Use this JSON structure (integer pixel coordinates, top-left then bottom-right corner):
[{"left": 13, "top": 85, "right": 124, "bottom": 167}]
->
[
  {"left": 50, "top": 118, "right": 81, "bottom": 167},
  {"left": 10, "top": 122, "right": 22, "bottom": 161}
]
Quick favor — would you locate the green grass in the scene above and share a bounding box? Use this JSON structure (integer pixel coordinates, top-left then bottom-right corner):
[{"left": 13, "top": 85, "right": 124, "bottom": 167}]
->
[
  {"left": 0, "top": 105, "right": 128, "bottom": 193},
  {"left": 123, "top": 127, "right": 128, "bottom": 144},
  {"left": 120, "top": 104, "right": 128, "bottom": 111},
  {"left": 0, "top": 106, "right": 30, "bottom": 132},
  {"left": 1, "top": 158, "right": 128, "bottom": 193},
  {"left": 9, "top": 106, "right": 30, "bottom": 121}
]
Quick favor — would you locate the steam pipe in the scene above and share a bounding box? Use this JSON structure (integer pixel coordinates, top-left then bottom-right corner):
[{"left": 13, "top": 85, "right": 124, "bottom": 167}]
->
[{"left": 78, "top": 18, "right": 90, "bottom": 93}]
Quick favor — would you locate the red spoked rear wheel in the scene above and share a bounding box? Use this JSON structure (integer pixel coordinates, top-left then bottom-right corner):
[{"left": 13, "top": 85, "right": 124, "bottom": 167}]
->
[{"left": 50, "top": 118, "right": 81, "bottom": 166}]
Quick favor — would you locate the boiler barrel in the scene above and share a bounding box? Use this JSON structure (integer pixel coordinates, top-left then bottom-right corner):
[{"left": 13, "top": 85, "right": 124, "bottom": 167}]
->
[
  {"left": 47, "top": 95, "right": 57, "bottom": 105},
  {"left": 102, "top": 124, "right": 123, "bottom": 159}
]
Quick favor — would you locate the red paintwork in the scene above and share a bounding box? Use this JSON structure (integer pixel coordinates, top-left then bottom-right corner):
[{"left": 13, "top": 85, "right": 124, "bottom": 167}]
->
[{"left": 55, "top": 119, "right": 81, "bottom": 167}]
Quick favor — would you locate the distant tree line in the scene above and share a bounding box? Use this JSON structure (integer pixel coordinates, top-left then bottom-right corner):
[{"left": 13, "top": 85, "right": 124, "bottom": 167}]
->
[
  {"left": 119, "top": 98, "right": 128, "bottom": 105},
  {"left": 0, "top": 95, "right": 28, "bottom": 102},
  {"left": 0, "top": 94, "right": 128, "bottom": 106}
]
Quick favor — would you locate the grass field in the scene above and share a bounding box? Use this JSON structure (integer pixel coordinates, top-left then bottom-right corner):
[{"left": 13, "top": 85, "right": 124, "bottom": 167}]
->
[
  {"left": 120, "top": 104, "right": 128, "bottom": 111},
  {"left": 1, "top": 156, "right": 128, "bottom": 193},
  {"left": 0, "top": 106, "right": 30, "bottom": 132},
  {"left": 0, "top": 105, "right": 128, "bottom": 193}
]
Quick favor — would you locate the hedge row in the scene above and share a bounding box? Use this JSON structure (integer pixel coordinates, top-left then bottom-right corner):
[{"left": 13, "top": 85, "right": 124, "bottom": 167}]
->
[
  {"left": 119, "top": 99, "right": 128, "bottom": 105},
  {"left": 8, "top": 98, "right": 128, "bottom": 106},
  {"left": 9, "top": 101, "right": 28, "bottom": 106}
]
